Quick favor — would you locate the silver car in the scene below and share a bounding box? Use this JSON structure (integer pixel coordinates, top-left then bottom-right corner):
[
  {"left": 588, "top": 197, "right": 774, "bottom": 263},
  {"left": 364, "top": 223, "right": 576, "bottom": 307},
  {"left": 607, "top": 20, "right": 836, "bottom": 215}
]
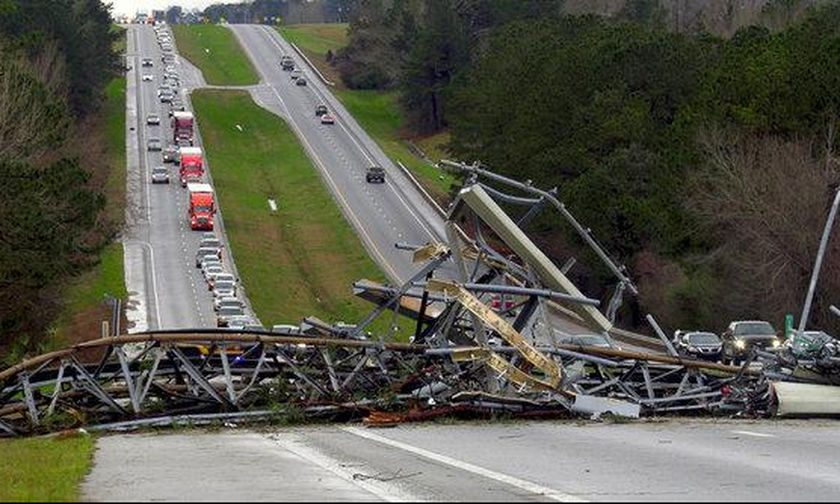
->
[
  {"left": 213, "top": 280, "right": 237, "bottom": 299},
  {"left": 216, "top": 306, "right": 245, "bottom": 327},
  {"left": 214, "top": 296, "right": 242, "bottom": 312},
  {"left": 203, "top": 265, "right": 225, "bottom": 282},
  {"left": 151, "top": 166, "right": 169, "bottom": 184},
  {"left": 199, "top": 238, "right": 223, "bottom": 250},
  {"left": 195, "top": 247, "right": 220, "bottom": 268},
  {"left": 209, "top": 273, "right": 235, "bottom": 290},
  {"left": 147, "top": 138, "right": 162, "bottom": 151},
  {"left": 162, "top": 145, "right": 179, "bottom": 163}
]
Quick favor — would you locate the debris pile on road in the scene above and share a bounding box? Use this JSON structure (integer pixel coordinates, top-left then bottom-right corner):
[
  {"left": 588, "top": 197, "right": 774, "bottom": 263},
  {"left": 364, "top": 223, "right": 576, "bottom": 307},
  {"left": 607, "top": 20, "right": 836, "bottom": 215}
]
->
[{"left": 3, "top": 164, "right": 840, "bottom": 435}]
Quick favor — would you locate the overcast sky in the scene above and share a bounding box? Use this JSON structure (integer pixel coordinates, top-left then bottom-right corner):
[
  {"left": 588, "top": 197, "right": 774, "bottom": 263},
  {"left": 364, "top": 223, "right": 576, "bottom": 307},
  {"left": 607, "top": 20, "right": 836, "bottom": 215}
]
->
[{"left": 109, "top": 1, "right": 231, "bottom": 18}]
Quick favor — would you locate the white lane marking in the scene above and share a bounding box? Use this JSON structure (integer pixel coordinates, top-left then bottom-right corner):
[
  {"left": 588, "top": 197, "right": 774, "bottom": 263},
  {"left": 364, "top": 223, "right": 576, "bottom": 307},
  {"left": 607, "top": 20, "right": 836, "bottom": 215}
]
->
[
  {"left": 258, "top": 26, "right": 439, "bottom": 242},
  {"left": 232, "top": 27, "right": 402, "bottom": 283},
  {"left": 731, "top": 430, "right": 775, "bottom": 438},
  {"left": 267, "top": 433, "right": 422, "bottom": 502},
  {"left": 342, "top": 427, "right": 587, "bottom": 502},
  {"left": 140, "top": 241, "right": 162, "bottom": 330}
]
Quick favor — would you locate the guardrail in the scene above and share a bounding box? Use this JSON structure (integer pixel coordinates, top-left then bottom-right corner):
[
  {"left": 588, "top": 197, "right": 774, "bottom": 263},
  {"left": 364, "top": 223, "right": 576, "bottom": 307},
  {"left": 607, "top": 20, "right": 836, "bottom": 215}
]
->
[
  {"left": 395, "top": 161, "right": 447, "bottom": 217},
  {"left": 287, "top": 39, "right": 335, "bottom": 86}
]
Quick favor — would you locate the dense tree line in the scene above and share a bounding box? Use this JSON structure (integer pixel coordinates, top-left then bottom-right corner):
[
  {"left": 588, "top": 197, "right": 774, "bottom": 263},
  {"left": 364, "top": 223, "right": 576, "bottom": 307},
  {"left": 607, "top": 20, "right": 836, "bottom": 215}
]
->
[
  {"left": 336, "top": 0, "right": 840, "bottom": 333},
  {"left": 201, "top": 0, "right": 350, "bottom": 24},
  {"left": 0, "top": 0, "right": 119, "bottom": 359}
]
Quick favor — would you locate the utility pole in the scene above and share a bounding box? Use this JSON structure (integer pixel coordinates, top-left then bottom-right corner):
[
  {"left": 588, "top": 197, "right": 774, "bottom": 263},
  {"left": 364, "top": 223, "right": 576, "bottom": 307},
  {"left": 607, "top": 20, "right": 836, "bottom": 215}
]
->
[{"left": 798, "top": 186, "right": 840, "bottom": 333}]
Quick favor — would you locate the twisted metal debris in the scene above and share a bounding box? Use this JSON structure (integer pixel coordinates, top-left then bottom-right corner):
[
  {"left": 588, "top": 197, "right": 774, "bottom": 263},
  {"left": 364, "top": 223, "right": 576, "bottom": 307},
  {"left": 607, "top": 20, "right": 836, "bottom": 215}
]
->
[{"left": 2, "top": 163, "right": 837, "bottom": 436}]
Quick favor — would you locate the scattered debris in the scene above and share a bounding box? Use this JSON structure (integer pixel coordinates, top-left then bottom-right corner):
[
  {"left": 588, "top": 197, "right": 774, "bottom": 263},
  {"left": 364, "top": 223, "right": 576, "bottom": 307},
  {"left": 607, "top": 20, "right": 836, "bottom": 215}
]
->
[{"left": 2, "top": 164, "right": 840, "bottom": 436}]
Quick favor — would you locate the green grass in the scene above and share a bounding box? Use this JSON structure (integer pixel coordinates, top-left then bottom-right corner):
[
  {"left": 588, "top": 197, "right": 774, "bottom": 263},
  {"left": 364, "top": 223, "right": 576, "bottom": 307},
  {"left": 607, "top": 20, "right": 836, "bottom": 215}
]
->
[
  {"left": 63, "top": 243, "right": 127, "bottom": 313},
  {"left": 52, "top": 73, "right": 127, "bottom": 345},
  {"left": 335, "top": 89, "right": 459, "bottom": 202},
  {"left": 0, "top": 435, "right": 95, "bottom": 502},
  {"left": 192, "top": 90, "right": 409, "bottom": 336},
  {"left": 279, "top": 23, "right": 348, "bottom": 54},
  {"left": 104, "top": 77, "right": 126, "bottom": 225},
  {"left": 172, "top": 25, "right": 259, "bottom": 86}
]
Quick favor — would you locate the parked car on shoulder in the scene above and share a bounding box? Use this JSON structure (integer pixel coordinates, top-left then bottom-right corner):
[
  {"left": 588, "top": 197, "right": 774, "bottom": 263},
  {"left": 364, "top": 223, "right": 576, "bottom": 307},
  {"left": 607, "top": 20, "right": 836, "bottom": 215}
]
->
[
  {"left": 673, "top": 330, "right": 722, "bottom": 361},
  {"left": 721, "top": 320, "right": 781, "bottom": 364}
]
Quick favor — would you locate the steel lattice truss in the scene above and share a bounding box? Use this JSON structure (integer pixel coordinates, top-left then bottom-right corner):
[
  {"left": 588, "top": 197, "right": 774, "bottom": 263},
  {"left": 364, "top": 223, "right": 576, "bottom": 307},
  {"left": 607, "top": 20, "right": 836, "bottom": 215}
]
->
[{"left": 0, "top": 164, "right": 803, "bottom": 436}]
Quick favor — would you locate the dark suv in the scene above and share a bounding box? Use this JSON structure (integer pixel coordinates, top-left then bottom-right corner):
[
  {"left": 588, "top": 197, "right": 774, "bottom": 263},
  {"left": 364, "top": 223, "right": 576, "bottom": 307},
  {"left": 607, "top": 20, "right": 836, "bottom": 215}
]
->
[
  {"left": 366, "top": 166, "right": 385, "bottom": 183},
  {"left": 315, "top": 104, "right": 328, "bottom": 116},
  {"left": 721, "top": 320, "right": 781, "bottom": 364}
]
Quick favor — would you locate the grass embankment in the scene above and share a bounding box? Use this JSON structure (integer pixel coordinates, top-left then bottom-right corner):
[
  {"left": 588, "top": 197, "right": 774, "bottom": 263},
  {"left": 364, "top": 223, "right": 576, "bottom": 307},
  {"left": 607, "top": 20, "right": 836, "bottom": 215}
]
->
[
  {"left": 278, "top": 23, "right": 347, "bottom": 87},
  {"left": 51, "top": 36, "right": 128, "bottom": 350},
  {"left": 335, "top": 90, "right": 458, "bottom": 204},
  {"left": 0, "top": 435, "right": 95, "bottom": 502},
  {"left": 172, "top": 25, "right": 259, "bottom": 85},
  {"left": 277, "top": 24, "right": 457, "bottom": 203},
  {"left": 192, "top": 90, "right": 403, "bottom": 336}
]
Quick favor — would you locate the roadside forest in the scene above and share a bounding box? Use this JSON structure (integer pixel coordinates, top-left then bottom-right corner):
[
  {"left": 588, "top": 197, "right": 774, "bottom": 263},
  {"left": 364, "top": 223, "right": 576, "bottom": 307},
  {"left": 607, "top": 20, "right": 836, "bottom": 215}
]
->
[
  {"left": 333, "top": 0, "right": 840, "bottom": 334},
  {"left": 0, "top": 0, "right": 121, "bottom": 360}
]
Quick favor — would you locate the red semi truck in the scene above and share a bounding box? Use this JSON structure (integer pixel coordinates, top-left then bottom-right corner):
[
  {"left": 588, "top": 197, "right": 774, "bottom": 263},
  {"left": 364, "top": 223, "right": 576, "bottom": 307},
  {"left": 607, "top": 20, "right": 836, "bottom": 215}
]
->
[
  {"left": 187, "top": 183, "right": 214, "bottom": 230},
  {"left": 178, "top": 146, "right": 203, "bottom": 187},
  {"left": 172, "top": 111, "right": 195, "bottom": 144}
]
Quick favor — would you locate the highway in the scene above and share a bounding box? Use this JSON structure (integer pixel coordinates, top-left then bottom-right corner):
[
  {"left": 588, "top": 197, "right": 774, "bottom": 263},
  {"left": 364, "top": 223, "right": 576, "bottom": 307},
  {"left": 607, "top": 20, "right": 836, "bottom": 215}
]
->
[
  {"left": 228, "top": 24, "right": 449, "bottom": 284},
  {"left": 226, "top": 24, "right": 658, "bottom": 351},
  {"left": 123, "top": 24, "right": 255, "bottom": 332},
  {"left": 83, "top": 420, "right": 840, "bottom": 501},
  {"left": 83, "top": 24, "right": 827, "bottom": 503}
]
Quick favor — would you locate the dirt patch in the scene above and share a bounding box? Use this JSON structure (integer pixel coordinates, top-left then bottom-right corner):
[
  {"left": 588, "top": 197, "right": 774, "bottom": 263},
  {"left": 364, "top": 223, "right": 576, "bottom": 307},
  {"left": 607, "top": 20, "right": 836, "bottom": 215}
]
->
[{"left": 59, "top": 302, "right": 127, "bottom": 363}]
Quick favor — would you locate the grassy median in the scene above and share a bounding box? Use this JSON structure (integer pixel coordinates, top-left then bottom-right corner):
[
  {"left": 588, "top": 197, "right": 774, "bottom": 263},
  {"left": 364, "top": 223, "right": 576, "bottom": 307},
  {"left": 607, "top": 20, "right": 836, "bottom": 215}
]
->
[
  {"left": 191, "top": 90, "right": 406, "bottom": 335},
  {"left": 277, "top": 24, "right": 457, "bottom": 203},
  {"left": 173, "top": 25, "right": 259, "bottom": 85},
  {"left": 0, "top": 435, "right": 95, "bottom": 501}
]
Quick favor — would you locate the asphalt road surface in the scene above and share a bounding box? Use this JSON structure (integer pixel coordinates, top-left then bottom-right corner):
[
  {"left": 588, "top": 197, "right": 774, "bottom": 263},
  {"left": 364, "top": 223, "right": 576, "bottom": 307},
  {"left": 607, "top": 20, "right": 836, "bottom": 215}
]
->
[
  {"left": 124, "top": 24, "right": 255, "bottom": 332},
  {"left": 83, "top": 419, "right": 840, "bottom": 501},
  {"left": 228, "top": 24, "right": 450, "bottom": 285}
]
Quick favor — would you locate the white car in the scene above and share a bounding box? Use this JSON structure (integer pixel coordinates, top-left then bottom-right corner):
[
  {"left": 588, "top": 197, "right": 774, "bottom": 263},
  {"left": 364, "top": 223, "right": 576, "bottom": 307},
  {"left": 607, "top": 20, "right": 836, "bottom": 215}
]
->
[
  {"left": 213, "top": 280, "right": 237, "bottom": 299},
  {"left": 214, "top": 296, "right": 242, "bottom": 312},
  {"left": 203, "top": 265, "right": 225, "bottom": 282},
  {"left": 199, "top": 256, "right": 221, "bottom": 274},
  {"left": 209, "top": 273, "right": 235, "bottom": 290},
  {"left": 142, "top": 74, "right": 154, "bottom": 81}
]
